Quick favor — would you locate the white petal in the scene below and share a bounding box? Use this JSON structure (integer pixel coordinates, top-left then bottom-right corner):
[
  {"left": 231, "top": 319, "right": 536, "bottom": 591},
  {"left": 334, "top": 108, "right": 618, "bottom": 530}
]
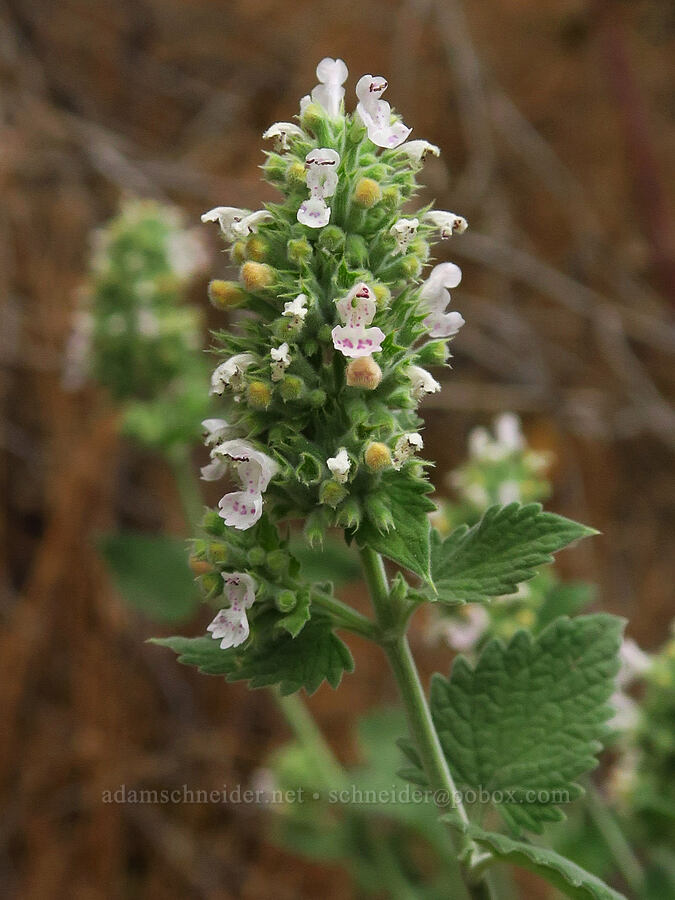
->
[
  {"left": 494, "top": 413, "right": 524, "bottom": 452},
  {"left": 200, "top": 457, "right": 228, "bottom": 481},
  {"left": 397, "top": 140, "right": 440, "bottom": 164},
  {"left": 335, "top": 282, "right": 376, "bottom": 326},
  {"left": 327, "top": 448, "right": 350, "bottom": 482},
  {"left": 316, "top": 57, "right": 348, "bottom": 86},
  {"left": 331, "top": 324, "right": 385, "bottom": 358},
  {"left": 424, "top": 309, "right": 465, "bottom": 338},
  {"left": 223, "top": 572, "right": 257, "bottom": 609},
  {"left": 207, "top": 607, "right": 250, "bottom": 649},
  {"left": 297, "top": 198, "right": 331, "bottom": 228},
  {"left": 218, "top": 491, "right": 263, "bottom": 530}
]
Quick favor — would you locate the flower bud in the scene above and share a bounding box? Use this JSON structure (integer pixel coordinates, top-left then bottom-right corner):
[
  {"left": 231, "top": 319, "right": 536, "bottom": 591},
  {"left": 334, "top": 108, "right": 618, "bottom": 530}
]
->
[
  {"left": 263, "top": 155, "right": 286, "bottom": 184},
  {"left": 247, "top": 547, "right": 267, "bottom": 567},
  {"left": 197, "top": 571, "right": 222, "bottom": 601},
  {"left": 206, "top": 541, "right": 230, "bottom": 566},
  {"left": 317, "top": 225, "right": 345, "bottom": 255},
  {"left": 230, "top": 241, "right": 247, "bottom": 264},
  {"left": 287, "top": 237, "right": 313, "bottom": 266},
  {"left": 389, "top": 572, "right": 408, "bottom": 605},
  {"left": 353, "top": 178, "right": 382, "bottom": 208},
  {"left": 266, "top": 549, "right": 289, "bottom": 575},
  {"left": 346, "top": 356, "right": 382, "bottom": 390},
  {"left": 189, "top": 556, "right": 212, "bottom": 577},
  {"left": 345, "top": 398, "right": 369, "bottom": 424},
  {"left": 304, "top": 508, "right": 328, "bottom": 549},
  {"left": 286, "top": 160, "right": 307, "bottom": 189},
  {"left": 410, "top": 237, "right": 430, "bottom": 264},
  {"left": 241, "top": 261, "right": 275, "bottom": 292},
  {"left": 300, "top": 100, "right": 325, "bottom": 134},
  {"left": 364, "top": 442, "right": 392, "bottom": 471},
  {"left": 279, "top": 374, "right": 305, "bottom": 402},
  {"left": 381, "top": 185, "right": 401, "bottom": 211},
  {"left": 208, "top": 279, "right": 246, "bottom": 310},
  {"left": 202, "top": 509, "right": 226, "bottom": 536},
  {"left": 335, "top": 496, "right": 361, "bottom": 530},
  {"left": 275, "top": 590, "right": 297, "bottom": 613},
  {"left": 364, "top": 494, "right": 395, "bottom": 533},
  {"left": 247, "top": 380, "right": 272, "bottom": 409},
  {"left": 345, "top": 235, "right": 368, "bottom": 267},
  {"left": 303, "top": 338, "right": 318, "bottom": 356},
  {"left": 308, "top": 388, "right": 327, "bottom": 408},
  {"left": 416, "top": 340, "right": 449, "bottom": 367},
  {"left": 398, "top": 255, "right": 422, "bottom": 279},
  {"left": 245, "top": 234, "right": 269, "bottom": 262},
  {"left": 372, "top": 283, "right": 391, "bottom": 309},
  {"left": 319, "top": 479, "right": 348, "bottom": 509}
]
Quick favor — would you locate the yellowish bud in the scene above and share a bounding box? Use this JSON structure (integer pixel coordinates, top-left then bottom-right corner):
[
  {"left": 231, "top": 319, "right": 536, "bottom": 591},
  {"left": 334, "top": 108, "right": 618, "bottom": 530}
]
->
[
  {"left": 245, "top": 234, "right": 269, "bottom": 262},
  {"left": 247, "top": 380, "right": 272, "bottom": 409},
  {"left": 230, "top": 241, "right": 247, "bottom": 264},
  {"left": 207, "top": 279, "right": 246, "bottom": 310},
  {"left": 319, "top": 479, "right": 348, "bottom": 509},
  {"left": 372, "top": 283, "right": 391, "bottom": 309},
  {"left": 364, "top": 442, "right": 392, "bottom": 471},
  {"left": 346, "top": 356, "right": 382, "bottom": 390},
  {"left": 353, "top": 177, "right": 382, "bottom": 208},
  {"left": 241, "top": 261, "right": 274, "bottom": 292},
  {"left": 189, "top": 556, "right": 212, "bottom": 576},
  {"left": 286, "top": 161, "right": 307, "bottom": 188}
]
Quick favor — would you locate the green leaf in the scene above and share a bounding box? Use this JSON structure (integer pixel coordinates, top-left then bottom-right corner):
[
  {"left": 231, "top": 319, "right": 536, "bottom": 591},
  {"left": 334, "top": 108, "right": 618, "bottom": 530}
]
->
[
  {"left": 431, "top": 503, "right": 596, "bottom": 604},
  {"left": 277, "top": 589, "right": 311, "bottom": 637},
  {"left": 356, "top": 471, "right": 435, "bottom": 581},
  {"left": 99, "top": 532, "right": 199, "bottom": 624},
  {"left": 460, "top": 826, "right": 626, "bottom": 900},
  {"left": 149, "top": 635, "right": 239, "bottom": 675},
  {"left": 152, "top": 618, "right": 354, "bottom": 696},
  {"left": 233, "top": 618, "right": 354, "bottom": 694},
  {"left": 430, "top": 615, "right": 624, "bottom": 833}
]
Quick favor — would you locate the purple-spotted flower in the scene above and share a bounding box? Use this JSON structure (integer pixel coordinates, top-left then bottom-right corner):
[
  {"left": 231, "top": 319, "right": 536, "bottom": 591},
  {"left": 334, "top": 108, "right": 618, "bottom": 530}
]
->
[
  {"left": 210, "top": 353, "right": 256, "bottom": 396},
  {"left": 332, "top": 282, "right": 385, "bottom": 359},
  {"left": 355, "top": 74, "right": 411, "bottom": 149},
  {"left": 201, "top": 439, "right": 278, "bottom": 530},
  {"left": 424, "top": 210, "right": 468, "bottom": 239},
  {"left": 270, "top": 342, "right": 291, "bottom": 381},
  {"left": 201, "top": 207, "right": 272, "bottom": 242},
  {"left": 297, "top": 148, "right": 341, "bottom": 228},
  {"left": 262, "top": 121, "right": 305, "bottom": 152},
  {"left": 419, "top": 263, "right": 465, "bottom": 338},
  {"left": 202, "top": 418, "right": 234, "bottom": 446},
  {"left": 311, "top": 58, "right": 348, "bottom": 118},
  {"left": 207, "top": 573, "right": 257, "bottom": 649},
  {"left": 390, "top": 217, "right": 419, "bottom": 255}
]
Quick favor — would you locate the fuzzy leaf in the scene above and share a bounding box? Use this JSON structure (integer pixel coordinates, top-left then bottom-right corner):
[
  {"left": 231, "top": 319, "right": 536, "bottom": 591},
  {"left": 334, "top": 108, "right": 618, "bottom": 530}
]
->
[
  {"left": 431, "top": 503, "right": 596, "bottom": 604},
  {"left": 459, "top": 827, "right": 626, "bottom": 900},
  {"left": 99, "top": 532, "right": 199, "bottom": 624},
  {"left": 430, "top": 615, "right": 624, "bottom": 833},
  {"left": 277, "top": 590, "right": 311, "bottom": 637},
  {"left": 149, "top": 635, "right": 239, "bottom": 675},
  {"left": 356, "top": 471, "right": 435, "bottom": 581}
]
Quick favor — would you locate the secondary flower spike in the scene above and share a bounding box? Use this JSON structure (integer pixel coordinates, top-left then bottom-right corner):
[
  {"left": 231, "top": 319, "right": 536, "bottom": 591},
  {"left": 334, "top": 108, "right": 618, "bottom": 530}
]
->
[
  {"left": 201, "top": 439, "right": 278, "bottom": 530},
  {"left": 355, "top": 74, "right": 411, "bottom": 149},
  {"left": 207, "top": 573, "right": 257, "bottom": 649},
  {"left": 332, "top": 282, "right": 385, "bottom": 358}
]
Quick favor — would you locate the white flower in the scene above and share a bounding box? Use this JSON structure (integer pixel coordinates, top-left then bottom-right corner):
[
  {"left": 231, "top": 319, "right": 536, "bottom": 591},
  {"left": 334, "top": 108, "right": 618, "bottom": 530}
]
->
[
  {"left": 494, "top": 413, "right": 525, "bottom": 453},
  {"left": 262, "top": 121, "right": 305, "bottom": 152},
  {"left": 207, "top": 572, "right": 257, "bottom": 649},
  {"left": 201, "top": 439, "right": 278, "bottom": 530},
  {"left": 389, "top": 218, "right": 419, "bottom": 256},
  {"left": 424, "top": 210, "right": 468, "bottom": 239},
  {"left": 201, "top": 207, "right": 272, "bottom": 242},
  {"left": 396, "top": 140, "right": 440, "bottom": 165},
  {"left": 467, "top": 414, "right": 525, "bottom": 464},
  {"left": 327, "top": 448, "right": 351, "bottom": 483},
  {"left": 497, "top": 480, "right": 522, "bottom": 505},
  {"left": 270, "top": 342, "right": 291, "bottom": 381},
  {"left": 283, "top": 293, "right": 308, "bottom": 327},
  {"left": 617, "top": 638, "right": 652, "bottom": 688},
  {"left": 331, "top": 282, "right": 385, "bottom": 359},
  {"left": 443, "top": 606, "right": 489, "bottom": 652},
  {"left": 409, "top": 365, "right": 441, "bottom": 401},
  {"left": 297, "top": 149, "right": 341, "bottom": 228},
  {"left": 355, "top": 74, "right": 411, "bottom": 149},
  {"left": 311, "top": 57, "right": 348, "bottom": 118},
  {"left": 392, "top": 432, "right": 423, "bottom": 470},
  {"left": 202, "top": 418, "right": 234, "bottom": 446},
  {"left": 419, "top": 262, "right": 465, "bottom": 338},
  {"left": 210, "top": 353, "right": 256, "bottom": 396}
]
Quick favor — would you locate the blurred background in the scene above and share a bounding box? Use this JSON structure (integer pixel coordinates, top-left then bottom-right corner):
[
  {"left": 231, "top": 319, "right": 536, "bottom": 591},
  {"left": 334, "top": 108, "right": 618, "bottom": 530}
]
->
[{"left": 1, "top": 0, "right": 674, "bottom": 897}]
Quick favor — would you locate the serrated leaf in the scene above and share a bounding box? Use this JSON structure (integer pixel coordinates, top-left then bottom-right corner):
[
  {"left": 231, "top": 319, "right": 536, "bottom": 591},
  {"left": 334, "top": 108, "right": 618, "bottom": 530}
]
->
[
  {"left": 99, "top": 532, "right": 199, "bottom": 624},
  {"left": 149, "top": 635, "right": 239, "bottom": 675},
  {"left": 277, "top": 590, "right": 311, "bottom": 637},
  {"left": 430, "top": 615, "right": 624, "bottom": 833},
  {"left": 461, "top": 826, "right": 626, "bottom": 900},
  {"left": 431, "top": 503, "right": 596, "bottom": 604},
  {"left": 356, "top": 471, "right": 435, "bottom": 581},
  {"left": 234, "top": 618, "right": 354, "bottom": 694},
  {"left": 152, "top": 618, "right": 354, "bottom": 695}
]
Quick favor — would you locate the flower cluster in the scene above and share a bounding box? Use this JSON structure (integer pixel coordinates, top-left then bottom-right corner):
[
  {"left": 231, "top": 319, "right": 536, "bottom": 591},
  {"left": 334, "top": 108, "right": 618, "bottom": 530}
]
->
[
  {"left": 193, "top": 58, "right": 469, "bottom": 648},
  {"left": 64, "top": 200, "right": 210, "bottom": 453}
]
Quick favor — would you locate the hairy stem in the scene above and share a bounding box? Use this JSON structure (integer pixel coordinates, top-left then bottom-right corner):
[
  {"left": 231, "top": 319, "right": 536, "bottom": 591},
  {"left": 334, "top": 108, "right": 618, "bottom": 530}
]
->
[
  {"left": 586, "top": 781, "right": 644, "bottom": 895},
  {"left": 358, "top": 547, "right": 496, "bottom": 900},
  {"left": 311, "top": 589, "right": 379, "bottom": 639}
]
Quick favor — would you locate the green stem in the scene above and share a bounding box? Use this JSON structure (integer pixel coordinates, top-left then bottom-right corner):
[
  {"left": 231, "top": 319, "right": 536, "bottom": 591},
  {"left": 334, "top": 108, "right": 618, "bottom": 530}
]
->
[
  {"left": 311, "top": 589, "right": 379, "bottom": 640},
  {"left": 275, "top": 691, "right": 345, "bottom": 787},
  {"left": 586, "top": 781, "right": 644, "bottom": 896},
  {"left": 358, "top": 547, "right": 495, "bottom": 900}
]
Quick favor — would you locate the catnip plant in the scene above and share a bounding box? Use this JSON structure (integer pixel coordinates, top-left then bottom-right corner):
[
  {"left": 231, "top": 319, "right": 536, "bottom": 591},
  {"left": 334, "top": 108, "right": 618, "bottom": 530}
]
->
[{"left": 155, "top": 59, "right": 629, "bottom": 900}]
